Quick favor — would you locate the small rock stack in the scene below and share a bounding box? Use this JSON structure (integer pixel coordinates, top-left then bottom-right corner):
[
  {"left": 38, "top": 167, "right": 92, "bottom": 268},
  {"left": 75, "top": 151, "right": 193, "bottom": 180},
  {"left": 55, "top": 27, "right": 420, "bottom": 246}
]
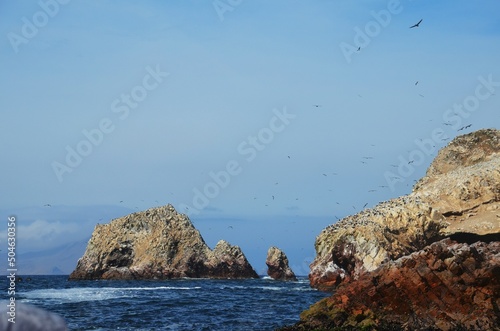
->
[{"left": 266, "top": 246, "right": 297, "bottom": 281}]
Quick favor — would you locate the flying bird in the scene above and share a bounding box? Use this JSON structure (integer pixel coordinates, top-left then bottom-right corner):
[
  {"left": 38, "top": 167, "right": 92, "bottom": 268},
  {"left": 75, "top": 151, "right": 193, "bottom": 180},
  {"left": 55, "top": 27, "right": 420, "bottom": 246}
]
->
[
  {"left": 410, "top": 19, "right": 423, "bottom": 28},
  {"left": 44, "top": 204, "right": 51, "bottom": 207}
]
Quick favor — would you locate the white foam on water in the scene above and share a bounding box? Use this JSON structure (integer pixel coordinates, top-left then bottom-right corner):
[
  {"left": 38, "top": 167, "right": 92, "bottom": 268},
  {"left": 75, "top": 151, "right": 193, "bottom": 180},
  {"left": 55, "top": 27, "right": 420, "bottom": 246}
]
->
[
  {"left": 296, "top": 278, "right": 310, "bottom": 284},
  {"left": 261, "top": 286, "right": 283, "bottom": 291},
  {"left": 21, "top": 286, "right": 201, "bottom": 304},
  {"left": 107, "top": 286, "right": 201, "bottom": 291},
  {"left": 260, "top": 286, "right": 314, "bottom": 291}
]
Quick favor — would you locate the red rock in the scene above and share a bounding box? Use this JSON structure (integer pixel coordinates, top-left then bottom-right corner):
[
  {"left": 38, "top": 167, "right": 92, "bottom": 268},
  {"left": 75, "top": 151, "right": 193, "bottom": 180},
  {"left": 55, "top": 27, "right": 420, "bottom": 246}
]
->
[{"left": 285, "top": 239, "right": 500, "bottom": 330}]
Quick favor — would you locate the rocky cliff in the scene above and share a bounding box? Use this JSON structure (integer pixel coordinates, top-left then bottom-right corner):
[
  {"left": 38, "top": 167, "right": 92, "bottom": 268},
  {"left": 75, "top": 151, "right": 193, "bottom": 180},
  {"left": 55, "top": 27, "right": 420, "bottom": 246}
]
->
[
  {"left": 69, "top": 204, "right": 259, "bottom": 280},
  {"left": 266, "top": 246, "right": 297, "bottom": 281},
  {"left": 283, "top": 129, "right": 500, "bottom": 330},
  {"left": 283, "top": 239, "right": 500, "bottom": 331},
  {"left": 309, "top": 129, "right": 500, "bottom": 290}
]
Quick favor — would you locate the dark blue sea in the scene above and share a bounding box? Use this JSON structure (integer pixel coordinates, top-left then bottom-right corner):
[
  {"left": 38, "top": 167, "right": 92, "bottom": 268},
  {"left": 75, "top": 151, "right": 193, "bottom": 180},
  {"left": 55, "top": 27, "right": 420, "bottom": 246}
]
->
[{"left": 9, "top": 275, "right": 329, "bottom": 330}]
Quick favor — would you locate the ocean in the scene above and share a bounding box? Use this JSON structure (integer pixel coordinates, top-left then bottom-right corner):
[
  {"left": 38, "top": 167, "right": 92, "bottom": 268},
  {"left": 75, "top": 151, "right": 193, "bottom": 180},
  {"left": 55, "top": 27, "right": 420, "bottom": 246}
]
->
[{"left": 8, "top": 275, "right": 329, "bottom": 331}]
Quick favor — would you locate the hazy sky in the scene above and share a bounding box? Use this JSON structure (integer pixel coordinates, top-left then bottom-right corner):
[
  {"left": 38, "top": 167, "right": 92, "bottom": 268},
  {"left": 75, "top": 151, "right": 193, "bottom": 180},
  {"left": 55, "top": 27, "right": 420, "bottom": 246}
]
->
[{"left": 1, "top": 0, "right": 500, "bottom": 274}]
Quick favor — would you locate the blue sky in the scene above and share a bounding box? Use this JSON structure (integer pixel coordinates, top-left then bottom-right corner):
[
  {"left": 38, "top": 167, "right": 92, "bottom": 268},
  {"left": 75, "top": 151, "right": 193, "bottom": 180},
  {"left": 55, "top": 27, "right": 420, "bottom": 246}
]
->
[{"left": 1, "top": 0, "right": 500, "bottom": 275}]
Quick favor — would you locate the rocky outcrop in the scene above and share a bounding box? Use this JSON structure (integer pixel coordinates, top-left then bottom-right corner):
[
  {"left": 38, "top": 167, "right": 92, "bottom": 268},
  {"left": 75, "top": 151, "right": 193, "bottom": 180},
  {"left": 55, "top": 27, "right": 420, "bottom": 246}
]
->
[
  {"left": 69, "top": 204, "right": 259, "bottom": 280},
  {"left": 309, "top": 196, "right": 446, "bottom": 290},
  {"left": 283, "top": 239, "right": 500, "bottom": 331},
  {"left": 309, "top": 129, "right": 500, "bottom": 290},
  {"left": 266, "top": 246, "right": 297, "bottom": 281},
  {"left": 420, "top": 128, "right": 500, "bottom": 180},
  {"left": 280, "top": 129, "right": 500, "bottom": 330}
]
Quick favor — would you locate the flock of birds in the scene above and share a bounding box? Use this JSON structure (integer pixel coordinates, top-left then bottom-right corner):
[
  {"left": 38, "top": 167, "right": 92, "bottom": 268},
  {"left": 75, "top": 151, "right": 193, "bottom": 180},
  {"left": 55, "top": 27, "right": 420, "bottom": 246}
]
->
[
  {"left": 42, "top": 18, "right": 480, "bottom": 226},
  {"left": 239, "top": 17, "right": 475, "bottom": 218}
]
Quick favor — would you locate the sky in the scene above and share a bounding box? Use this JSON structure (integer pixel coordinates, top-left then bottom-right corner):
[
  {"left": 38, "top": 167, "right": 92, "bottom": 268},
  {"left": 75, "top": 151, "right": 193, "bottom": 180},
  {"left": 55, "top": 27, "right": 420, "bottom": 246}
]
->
[{"left": 1, "top": 0, "right": 500, "bottom": 275}]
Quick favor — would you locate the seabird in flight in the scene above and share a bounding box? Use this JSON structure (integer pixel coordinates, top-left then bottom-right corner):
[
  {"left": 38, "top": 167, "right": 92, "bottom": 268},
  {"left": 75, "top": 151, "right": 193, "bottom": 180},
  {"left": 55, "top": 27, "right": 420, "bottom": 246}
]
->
[{"left": 410, "top": 19, "right": 423, "bottom": 28}]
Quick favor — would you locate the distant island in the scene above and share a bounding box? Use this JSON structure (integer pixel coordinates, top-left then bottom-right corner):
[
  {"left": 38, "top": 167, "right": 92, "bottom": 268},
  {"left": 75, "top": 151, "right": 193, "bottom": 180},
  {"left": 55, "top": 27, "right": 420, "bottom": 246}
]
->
[{"left": 69, "top": 204, "right": 259, "bottom": 280}]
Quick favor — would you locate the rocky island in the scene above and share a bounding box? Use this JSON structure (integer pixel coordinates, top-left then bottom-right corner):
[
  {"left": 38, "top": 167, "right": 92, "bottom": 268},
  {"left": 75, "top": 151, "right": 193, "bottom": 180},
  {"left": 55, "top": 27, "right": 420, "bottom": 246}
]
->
[
  {"left": 69, "top": 204, "right": 259, "bottom": 280},
  {"left": 282, "top": 129, "right": 500, "bottom": 330},
  {"left": 266, "top": 246, "right": 297, "bottom": 281}
]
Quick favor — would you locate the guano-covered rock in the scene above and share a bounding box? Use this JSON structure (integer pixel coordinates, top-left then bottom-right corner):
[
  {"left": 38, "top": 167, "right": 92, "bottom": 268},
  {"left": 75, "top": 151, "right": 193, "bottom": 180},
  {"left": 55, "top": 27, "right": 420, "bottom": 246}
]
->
[{"left": 69, "top": 204, "right": 259, "bottom": 280}]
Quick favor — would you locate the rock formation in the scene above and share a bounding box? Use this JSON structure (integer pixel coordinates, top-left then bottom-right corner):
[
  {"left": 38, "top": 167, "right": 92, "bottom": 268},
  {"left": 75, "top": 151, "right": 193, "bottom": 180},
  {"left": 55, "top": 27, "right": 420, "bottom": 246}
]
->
[
  {"left": 280, "top": 129, "right": 500, "bottom": 330},
  {"left": 309, "top": 129, "right": 500, "bottom": 290},
  {"left": 282, "top": 239, "right": 500, "bottom": 331},
  {"left": 69, "top": 204, "right": 259, "bottom": 280},
  {"left": 266, "top": 246, "right": 297, "bottom": 281},
  {"left": 309, "top": 196, "right": 447, "bottom": 290}
]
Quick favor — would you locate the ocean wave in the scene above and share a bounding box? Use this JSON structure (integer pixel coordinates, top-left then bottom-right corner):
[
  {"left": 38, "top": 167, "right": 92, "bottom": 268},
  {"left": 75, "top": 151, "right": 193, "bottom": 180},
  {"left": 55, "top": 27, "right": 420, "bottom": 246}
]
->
[
  {"left": 216, "top": 285, "right": 314, "bottom": 292},
  {"left": 20, "top": 286, "right": 202, "bottom": 304}
]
